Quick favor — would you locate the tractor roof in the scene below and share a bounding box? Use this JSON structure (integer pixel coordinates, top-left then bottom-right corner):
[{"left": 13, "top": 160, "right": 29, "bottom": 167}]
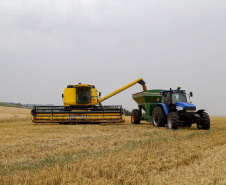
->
[{"left": 161, "top": 90, "right": 185, "bottom": 93}]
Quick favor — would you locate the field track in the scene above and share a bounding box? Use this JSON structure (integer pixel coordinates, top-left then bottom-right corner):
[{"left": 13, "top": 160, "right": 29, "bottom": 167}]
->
[{"left": 0, "top": 106, "right": 225, "bottom": 184}]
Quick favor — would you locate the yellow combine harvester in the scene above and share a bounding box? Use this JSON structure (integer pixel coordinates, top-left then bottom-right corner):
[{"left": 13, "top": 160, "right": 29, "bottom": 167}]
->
[{"left": 31, "top": 78, "right": 146, "bottom": 123}]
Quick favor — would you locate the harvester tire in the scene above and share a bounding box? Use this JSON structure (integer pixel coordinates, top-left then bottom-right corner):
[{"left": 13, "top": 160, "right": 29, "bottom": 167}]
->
[
  {"left": 197, "top": 112, "right": 210, "bottom": 130},
  {"left": 167, "top": 112, "right": 179, "bottom": 129},
  {"left": 131, "top": 109, "right": 140, "bottom": 124},
  {"left": 152, "top": 107, "right": 165, "bottom": 127}
]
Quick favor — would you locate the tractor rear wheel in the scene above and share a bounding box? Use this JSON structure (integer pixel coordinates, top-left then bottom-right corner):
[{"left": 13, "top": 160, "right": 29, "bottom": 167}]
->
[
  {"left": 152, "top": 107, "right": 166, "bottom": 127},
  {"left": 131, "top": 109, "right": 140, "bottom": 124},
  {"left": 167, "top": 112, "right": 179, "bottom": 129},
  {"left": 197, "top": 112, "right": 210, "bottom": 130}
]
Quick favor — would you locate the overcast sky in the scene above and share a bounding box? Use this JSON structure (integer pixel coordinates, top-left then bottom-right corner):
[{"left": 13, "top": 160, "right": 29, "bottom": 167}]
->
[{"left": 0, "top": 0, "right": 225, "bottom": 116}]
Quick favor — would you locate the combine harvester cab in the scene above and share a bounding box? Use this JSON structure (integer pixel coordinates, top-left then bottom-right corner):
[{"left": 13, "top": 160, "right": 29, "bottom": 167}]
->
[
  {"left": 131, "top": 87, "right": 210, "bottom": 130},
  {"left": 31, "top": 78, "right": 146, "bottom": 124}
]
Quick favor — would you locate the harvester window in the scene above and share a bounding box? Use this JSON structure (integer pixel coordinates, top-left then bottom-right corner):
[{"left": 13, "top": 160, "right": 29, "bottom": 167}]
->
[{"left": 76, "top": 87, "right": 91, "bottom": 104}]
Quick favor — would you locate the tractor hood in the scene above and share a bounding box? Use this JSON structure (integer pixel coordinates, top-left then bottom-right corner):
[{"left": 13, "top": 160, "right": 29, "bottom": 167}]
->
[{"left": 176, "top": 102, "right": 196, "bottom": 109}]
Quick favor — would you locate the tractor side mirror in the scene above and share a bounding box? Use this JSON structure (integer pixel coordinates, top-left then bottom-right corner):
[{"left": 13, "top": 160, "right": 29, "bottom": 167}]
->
[
  {"left": 99, "top": 92, "right": 101, "bottom": 97},
  {"left": 190, "top": 92, "right": 193, "bottom": 97},
  {"left": 62, "top": 94, "right": 64, "bottom": 98}
]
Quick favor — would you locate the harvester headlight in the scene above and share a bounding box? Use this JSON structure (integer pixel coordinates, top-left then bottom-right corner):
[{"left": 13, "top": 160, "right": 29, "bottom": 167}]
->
[{"left": 176, "top": 106, "right": 183, "bottom": 111}]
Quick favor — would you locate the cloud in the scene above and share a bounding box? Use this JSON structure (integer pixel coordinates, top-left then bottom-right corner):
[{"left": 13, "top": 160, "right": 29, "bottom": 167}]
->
[{"left": 0, "top": 0, "right": 226, "bottom": 115}]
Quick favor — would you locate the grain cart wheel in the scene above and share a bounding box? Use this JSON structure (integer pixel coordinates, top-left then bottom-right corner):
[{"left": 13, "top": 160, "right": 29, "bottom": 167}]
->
[
  {"left": 152, "top": 107, "right": 166, "bottom": 127},
  {"left": 167, "top": 112, "right": 179, "bottom": 129},
  {"left": 187, "top": 123, "right": 192, "bottom": 127},
  {"left": 131, "top": 109, "right": 140, "bottom": 124},
  {"left": 197, "top": 112, "right": 210, "bottom": 130}
]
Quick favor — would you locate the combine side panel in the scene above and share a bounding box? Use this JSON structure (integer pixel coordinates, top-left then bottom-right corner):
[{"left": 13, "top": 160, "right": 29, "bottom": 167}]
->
[{"left": 31, "top": 105, "right": 125, "bottom": 123}]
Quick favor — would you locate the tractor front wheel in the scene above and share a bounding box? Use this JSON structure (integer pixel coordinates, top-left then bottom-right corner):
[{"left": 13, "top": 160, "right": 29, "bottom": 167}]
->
[
  {"left": 152, "top": 107, "right": 166, "bottom": 127},
  {"left": 131, "top": 109, "right": 140, "bottom": 124},
  {"left": 197, "top": 112, "right": 210, "bottom": 130},
  {"left": 167, "top": 112, "right": 179, "bottom": 129}
]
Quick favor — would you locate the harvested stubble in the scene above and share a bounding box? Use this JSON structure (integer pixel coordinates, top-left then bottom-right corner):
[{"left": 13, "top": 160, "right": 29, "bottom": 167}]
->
[{"left": 0, "top": 106, "right": 225, "bottom": 184}]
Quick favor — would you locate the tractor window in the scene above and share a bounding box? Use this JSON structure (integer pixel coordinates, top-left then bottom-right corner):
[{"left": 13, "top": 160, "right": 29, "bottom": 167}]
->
[
  {"left": 76, "top": 87, "right": 91, "bottom": 104},
  {"left": 162, "top": 92, "right": 171, "bottom": 103},
  {"left": 172, "top": 91, "right": 187, "bottom": 104},
  {"left": 162, "top": 91, "right": 187, "bottom": 104}
]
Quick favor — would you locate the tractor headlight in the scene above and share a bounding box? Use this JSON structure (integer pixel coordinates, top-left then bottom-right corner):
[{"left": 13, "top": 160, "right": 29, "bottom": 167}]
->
[
  {"left": 186, "top": 110, "right": 196, "bottom": 112},
  {"left": 176, "top": 106, "right": 183, "bottom": 111}
]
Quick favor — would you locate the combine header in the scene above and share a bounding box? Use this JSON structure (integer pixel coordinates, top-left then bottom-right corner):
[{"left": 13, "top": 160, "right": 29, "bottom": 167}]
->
[{"left": 31, "top": 78, "right": 146, "bottom": 124}]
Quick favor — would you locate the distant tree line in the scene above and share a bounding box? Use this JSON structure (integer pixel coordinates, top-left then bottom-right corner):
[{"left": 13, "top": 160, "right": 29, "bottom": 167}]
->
[
  {"left": 0, "top": 102, "right": 54, "bottom": 109},
  {"left": 123, "top": 108, "right": 132, "bottom": 116}
]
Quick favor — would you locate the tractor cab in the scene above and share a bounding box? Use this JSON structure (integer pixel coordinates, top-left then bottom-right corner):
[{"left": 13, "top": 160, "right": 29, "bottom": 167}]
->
[
  {"left": 161, "top": 90, "right": 187, "bottom": 105},
  {"left": 161, "top": 88, "right": 196, "bottom": 115}
]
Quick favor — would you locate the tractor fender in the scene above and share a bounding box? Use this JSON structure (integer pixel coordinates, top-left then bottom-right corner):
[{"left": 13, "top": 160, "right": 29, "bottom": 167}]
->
[
  {"left": 157, "top": 103, "right": 169, "bottom": 115},
  {"left": 196, "top": 109, "right": 206, "bottom": 114}
]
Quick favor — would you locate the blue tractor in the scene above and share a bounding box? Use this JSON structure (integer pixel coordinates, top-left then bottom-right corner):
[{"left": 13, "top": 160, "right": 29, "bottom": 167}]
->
[{"left": 152, "top": 87, "right": 210, "bottom": 130}]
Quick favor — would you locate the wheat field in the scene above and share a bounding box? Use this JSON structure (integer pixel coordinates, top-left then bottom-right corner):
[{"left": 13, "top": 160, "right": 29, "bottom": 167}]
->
[{"left": 0, "top": 106, "right": 225, "bottom": 184}]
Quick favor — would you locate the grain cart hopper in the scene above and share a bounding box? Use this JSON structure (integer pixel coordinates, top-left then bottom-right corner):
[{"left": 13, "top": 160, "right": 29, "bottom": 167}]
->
[
  {"left": 31, "top": 78, "right": 146, "bottom": 124},
  {"left": 131, "top": 87, "right": 210, "bottom": 130},
  {"left": 131, "top": 89, "right": 164, "bottom": 123}
]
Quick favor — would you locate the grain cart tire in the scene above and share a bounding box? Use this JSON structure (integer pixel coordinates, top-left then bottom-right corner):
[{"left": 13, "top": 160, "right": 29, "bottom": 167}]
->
[
  {"left": 197, "top": 112, "right": 210, "bottom": 130},
  {"left": 187, "top": 123, "right": 192, "bottom": 127},
  {"left": 167, "top": 112, "right": 179, "bottom": 129},
  {"left": 131, "top": 109, "right": 140, "bottom": 124},
  {"left": 152, "top": 107, "right": 165, "bottom": 127}
]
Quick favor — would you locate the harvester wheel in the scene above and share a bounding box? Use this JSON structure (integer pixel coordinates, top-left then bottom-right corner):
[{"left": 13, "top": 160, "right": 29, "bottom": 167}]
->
[
  {"left": 197, "top": 112, "right": 210, "bottom": 130},
  {"left": 167, "top": 112, "right": 179, "bottom": 129},
  {"left": 131, "top": 109, "right": 140, "bottom": 124},
  {"left": 152, "top": 107, "right": 166, "bottom": 127}
]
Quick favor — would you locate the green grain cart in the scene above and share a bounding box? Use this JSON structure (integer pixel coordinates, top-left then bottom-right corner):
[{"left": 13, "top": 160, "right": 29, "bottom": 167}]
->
[{"left": 131, "top": 89, "right": 164, "bottom": 124}]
